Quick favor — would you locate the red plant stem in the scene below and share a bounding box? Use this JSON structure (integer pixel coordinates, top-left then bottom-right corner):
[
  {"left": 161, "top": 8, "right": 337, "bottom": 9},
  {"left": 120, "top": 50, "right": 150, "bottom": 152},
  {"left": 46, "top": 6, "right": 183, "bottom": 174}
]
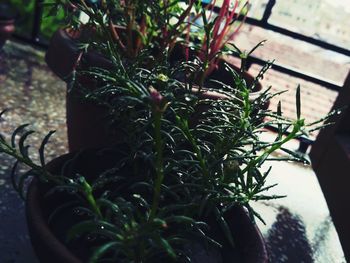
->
[
  {"left": 210, "top": 0, "right": 229, "bottom": 44},
  {"left": 223, "top": 2, "right": 249, "bottom": 45},
  {"left": 199, "top": 0, "right": 235, "bottom": 62},
  {"left": 124, "top": 1, "right": 135, "bottom": 57},
  {"left": 207, "top": 0, "right": 217, "bottom": 21},
  {"left": 184, "top": 0, "right": 214, "bottom": 62},
  {"left": 109, "top": 20, "right": 127, "bottom": 52},
  {"left": 185, "top": 15, "right": 191, "bottom": 61},
  {"left": 135, "top": 15, "right": 146, "bottom": 54},
  {"left": 198, "top": 0, "right": 250, "bottom": 78},
  {"left": 210, "top": 0, "right": 238, "bottom": 58}
]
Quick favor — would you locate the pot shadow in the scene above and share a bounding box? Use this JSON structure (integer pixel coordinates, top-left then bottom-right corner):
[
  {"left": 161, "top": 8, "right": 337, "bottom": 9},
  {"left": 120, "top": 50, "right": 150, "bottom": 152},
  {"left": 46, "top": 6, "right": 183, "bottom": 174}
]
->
[{"left": 265, "top": 207, "right": 313, "bottom": 263}]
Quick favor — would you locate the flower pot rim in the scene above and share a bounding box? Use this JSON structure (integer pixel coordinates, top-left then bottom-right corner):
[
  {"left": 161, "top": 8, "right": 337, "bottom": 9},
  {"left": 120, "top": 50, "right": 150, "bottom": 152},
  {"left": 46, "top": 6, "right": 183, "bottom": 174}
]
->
[{"left": 26, "top": 177, "right": 82, "bottom": 263}]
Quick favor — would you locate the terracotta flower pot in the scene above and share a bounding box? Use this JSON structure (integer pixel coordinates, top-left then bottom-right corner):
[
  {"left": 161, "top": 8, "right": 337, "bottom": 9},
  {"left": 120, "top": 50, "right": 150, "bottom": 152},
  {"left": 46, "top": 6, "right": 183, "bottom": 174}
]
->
[
  {"left": 46, "top": 29, "right": 268, "bottom": 152},
  {"left": 46, "top": 29, "right": 116, "bottom": 152},
  {"left": 0, "top": 3, "right": 16, "bottom": 48},
  {"left": 26, "top": 151, "right": 268, "bottom": 263}
]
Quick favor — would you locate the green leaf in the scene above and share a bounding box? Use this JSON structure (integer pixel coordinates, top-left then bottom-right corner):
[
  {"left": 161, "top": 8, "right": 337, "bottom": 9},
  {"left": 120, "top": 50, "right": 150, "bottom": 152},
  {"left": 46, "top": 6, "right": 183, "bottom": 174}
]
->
[
  {"left": 247, "top": 40, "right": 267, "bottom": 56},
  {"left": 67, "top": 220, "right": 119, "bottom": 242},
  {"left": 0, "top": 108, "right": 8, "bottom": 119},
  {"left": 195, "top": 228, "right": 222, "bottom": 248},
  {"left": 11, "top": 124, "right": 30, "bottom": 148},
  {"left": 39, "top": 130, "right": 56, "bottom": 166},
  {"left": 159, "top": 203, "right": 195, "bottom": 216},
  {"left": 277, "top": 101, "right": 282, "bottom": 116},
  {"left": 19, "top": 130, "right": 35, "bottom": 157},
  {"left": 89, "top": 241, "right": 120, "bottom": 263},
  {"left": 276, "top": 101, "right": 283, "bottom": 141},
  {"left": 296, "top": 85, "right": 301, "bottom": 119},
  {"left": 164, "top": 215, "right": 195, "bottom": 225},
  {"left": 129, "top": 181, "right": 153, "bottom": 192},
  {"left": 280, "top": 147, "right": 310, "bottom": 165},
  {"left": 214, "top": 208, "right": 235, "bottom": 248},
  {"left": 244, "top": 204, "right": 263, "bottom": 225},
  {"left": 97, "top": 198, "right": 120, "bottom": 214},
  {"left": 227, "top": 42, "right": 242, "bottom": 55},
  {"left": 254, "top": 183, "right": 278, "bottom": 194},
  {"left": 10, "top": 161, "right": 19, "bottom": 193},
  {"left": 158, "top": 237, "right": 176, "bottom": 259},
  {"left": 198, "top": 193, "right": 210, "bottom": 217}
]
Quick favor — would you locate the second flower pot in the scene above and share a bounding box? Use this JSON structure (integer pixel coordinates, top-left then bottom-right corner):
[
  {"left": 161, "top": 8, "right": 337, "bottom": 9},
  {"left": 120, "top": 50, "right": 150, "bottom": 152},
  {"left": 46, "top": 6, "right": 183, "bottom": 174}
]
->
[{"left": 46, "top": 28, "right": 268, "bottom": 152}]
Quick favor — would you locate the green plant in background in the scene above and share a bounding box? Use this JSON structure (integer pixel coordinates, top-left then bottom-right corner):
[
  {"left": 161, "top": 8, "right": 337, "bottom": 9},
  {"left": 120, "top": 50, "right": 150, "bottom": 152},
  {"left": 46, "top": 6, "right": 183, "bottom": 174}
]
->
[
  {"left": 44, "top": 0, "right": 201, "bottom": 62},
  {"left": 40, "top": 4, "right": 65, "bottom": 39},
  {"left": 189, "top": 0, "right": 249, "bottom": 77},
  {"left": 41, "top": 0, "right": 250, "bottom": 73},
  {"left": 7, "top": 0, "right": 65, "bottom": 40}
]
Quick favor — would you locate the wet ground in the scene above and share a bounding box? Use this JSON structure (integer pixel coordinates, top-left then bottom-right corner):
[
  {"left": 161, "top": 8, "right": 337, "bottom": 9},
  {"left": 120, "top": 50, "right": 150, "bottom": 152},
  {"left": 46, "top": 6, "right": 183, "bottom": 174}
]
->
[
  {"left": 0, "top": 41, "right": 346, "bottom": 262},
  {"left": 0, "top": 41, "right": 67, "bottom": 263}
]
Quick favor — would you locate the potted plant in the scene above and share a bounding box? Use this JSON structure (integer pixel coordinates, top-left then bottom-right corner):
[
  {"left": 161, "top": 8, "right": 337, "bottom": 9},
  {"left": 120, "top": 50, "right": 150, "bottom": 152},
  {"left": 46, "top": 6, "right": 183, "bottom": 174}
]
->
[
  {"left": 44, "top": 0, "right": 261, "bottom": 152},
  {"left": 0, "top": 2, "right": 16, "bottom": 49},
  {"left": 0, "top": 48, "right": 331, "bottom": 262}
]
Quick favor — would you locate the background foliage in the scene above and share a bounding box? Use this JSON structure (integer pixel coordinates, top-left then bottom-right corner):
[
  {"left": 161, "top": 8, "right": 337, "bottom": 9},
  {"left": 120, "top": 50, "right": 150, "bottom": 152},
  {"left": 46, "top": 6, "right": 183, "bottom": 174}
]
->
[{"left": 8, "top": 0, "right": 64, "bottom": 41}]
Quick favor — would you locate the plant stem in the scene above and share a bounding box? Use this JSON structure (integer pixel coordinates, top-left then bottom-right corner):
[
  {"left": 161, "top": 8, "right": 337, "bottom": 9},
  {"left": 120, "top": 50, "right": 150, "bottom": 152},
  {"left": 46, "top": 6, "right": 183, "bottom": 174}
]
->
[
  {"left": 242, "top": 119, "right": 304, "bottom": 175},
  {"left": 176, "top": 116, "right": 209, "bottom": 179},
  {"left": 125, "top": 1, "right": 135, "bottom": 57},
  {"left": 80, "top": 177, "right": 103, "bottom": 219},
  {"left": 149, "top": 111, "right": 164, "bottom": 220},
  {"left": 0, "top": 142, "right": 57, "bottom": 184}
]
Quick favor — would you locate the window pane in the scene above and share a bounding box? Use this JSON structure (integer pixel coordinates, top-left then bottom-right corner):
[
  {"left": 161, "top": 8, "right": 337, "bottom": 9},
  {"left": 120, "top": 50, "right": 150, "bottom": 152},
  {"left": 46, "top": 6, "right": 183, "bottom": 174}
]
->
[
  {"left": 204, "top": 0, "right": 268, "bottom": 19},
  {"left": 248, "top": 0, "right": 270, "bottom": 20},
  {"left": 269, "top": 0, "right": 350, "bottom": 49},
  {"left": 231, "top": 24, "right": 350, "bottom": 86}
]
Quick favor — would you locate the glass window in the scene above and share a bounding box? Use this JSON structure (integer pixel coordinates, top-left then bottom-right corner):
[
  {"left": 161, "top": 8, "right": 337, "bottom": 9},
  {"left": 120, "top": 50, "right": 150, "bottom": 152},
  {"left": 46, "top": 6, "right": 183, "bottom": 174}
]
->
[
  {"left": 269, "top": 0, "right": 350, "bottom": 49},
  {"left": 231, "top": 24, "right": 350, "bottom": 86}
]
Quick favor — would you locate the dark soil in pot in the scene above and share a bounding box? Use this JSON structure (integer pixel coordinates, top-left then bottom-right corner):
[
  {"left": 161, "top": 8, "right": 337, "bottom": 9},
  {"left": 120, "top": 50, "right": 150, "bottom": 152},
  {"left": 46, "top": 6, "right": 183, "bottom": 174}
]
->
[{"left": 26, "top": 149, "right": 268, "bottom": 263}]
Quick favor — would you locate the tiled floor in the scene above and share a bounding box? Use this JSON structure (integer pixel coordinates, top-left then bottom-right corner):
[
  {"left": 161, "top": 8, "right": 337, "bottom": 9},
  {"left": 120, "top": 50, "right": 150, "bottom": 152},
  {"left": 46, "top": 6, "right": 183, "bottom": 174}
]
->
[
  {"left": 0, "top": 41, "right": 346, "bottom": 262},
  {"left": 253, "top": 156, "right": 346, "bottom": 262}
]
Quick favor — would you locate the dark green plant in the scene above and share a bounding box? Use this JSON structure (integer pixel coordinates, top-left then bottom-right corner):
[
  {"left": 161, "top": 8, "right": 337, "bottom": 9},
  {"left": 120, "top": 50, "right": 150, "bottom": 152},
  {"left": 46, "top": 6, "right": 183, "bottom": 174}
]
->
[
  {"left": 0, "top": 57, "right": 335, "bottom": 262},
  {"left": 44, "top": 0, "right": 200, "bottom": 62},
  {"left": 6, "top": 0, "right": 65, "bottom": 40},
  {"left": 41, "top": 0, "right": 251, "bottom": 76}
]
